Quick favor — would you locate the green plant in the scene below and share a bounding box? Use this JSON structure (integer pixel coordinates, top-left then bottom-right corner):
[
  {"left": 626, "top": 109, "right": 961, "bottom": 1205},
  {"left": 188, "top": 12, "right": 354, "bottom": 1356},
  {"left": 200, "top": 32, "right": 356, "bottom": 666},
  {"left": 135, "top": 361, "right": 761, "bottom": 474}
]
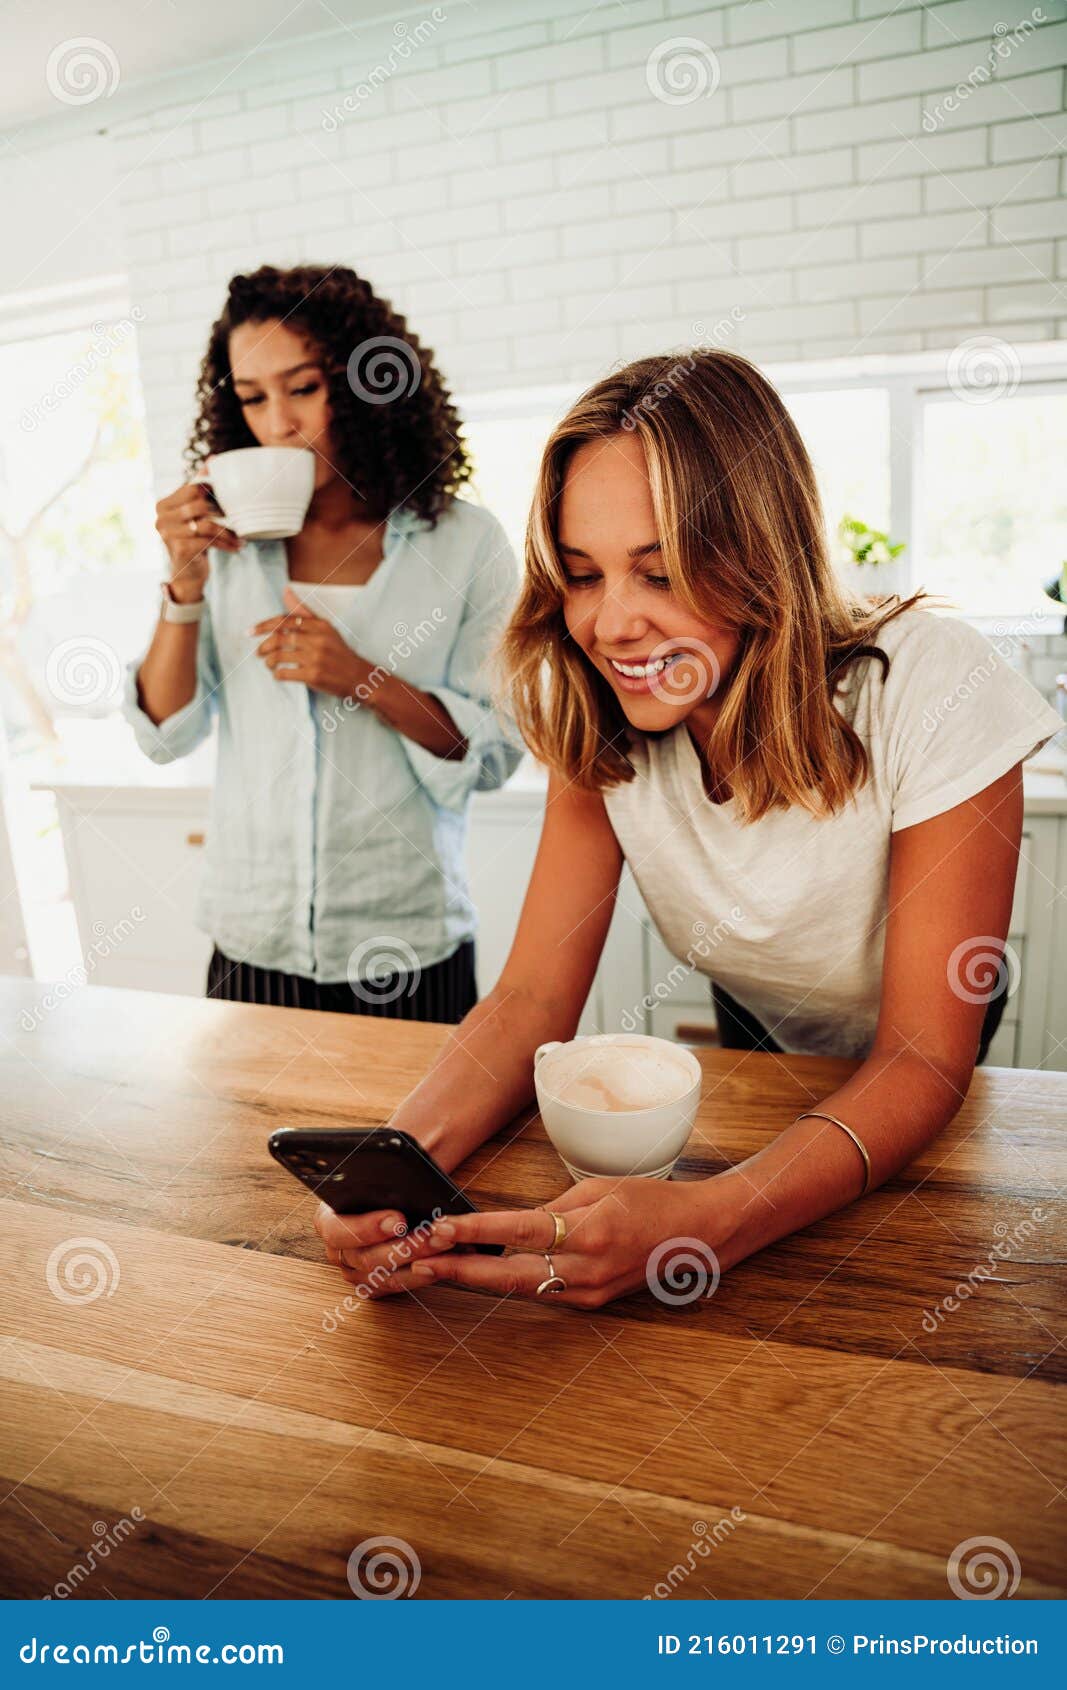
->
[{"left": 838, "top": 514, "right": 907, "bottom": 568}]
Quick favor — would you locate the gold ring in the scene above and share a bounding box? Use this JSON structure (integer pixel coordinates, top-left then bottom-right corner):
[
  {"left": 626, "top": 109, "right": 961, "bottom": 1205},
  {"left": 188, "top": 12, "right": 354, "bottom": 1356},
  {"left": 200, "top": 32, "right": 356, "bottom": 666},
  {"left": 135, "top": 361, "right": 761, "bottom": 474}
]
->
[
  {"left": 535, "top": 1252, "right": 566, "bottom": 1296},
  {"left": 544, "top": 1210, "right": 568, "bottom": 1250}
]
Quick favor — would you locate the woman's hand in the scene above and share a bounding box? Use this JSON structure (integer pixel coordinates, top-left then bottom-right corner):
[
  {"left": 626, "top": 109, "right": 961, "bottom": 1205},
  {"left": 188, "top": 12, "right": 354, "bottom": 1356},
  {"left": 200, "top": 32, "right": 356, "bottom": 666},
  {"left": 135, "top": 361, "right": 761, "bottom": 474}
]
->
[
  {"left": 320, "top": 1174, "right": 742, "bottom": 1309},
  {"left": 155, "top": 481, "right": 242, "bottom": 601},
  {"left": 252, "top": 587, "right": 370, "bottom": 697},
  {"left": 314, "top": 1201, "right": 460, "bottom": 1297}
]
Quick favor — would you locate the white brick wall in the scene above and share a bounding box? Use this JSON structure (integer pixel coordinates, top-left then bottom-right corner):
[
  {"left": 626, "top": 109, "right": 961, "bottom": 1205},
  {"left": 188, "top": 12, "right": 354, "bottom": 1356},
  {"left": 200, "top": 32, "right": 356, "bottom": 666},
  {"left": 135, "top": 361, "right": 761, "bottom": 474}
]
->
[{"left": 16, "top": 0, "right": 1067, "bottom": 487}]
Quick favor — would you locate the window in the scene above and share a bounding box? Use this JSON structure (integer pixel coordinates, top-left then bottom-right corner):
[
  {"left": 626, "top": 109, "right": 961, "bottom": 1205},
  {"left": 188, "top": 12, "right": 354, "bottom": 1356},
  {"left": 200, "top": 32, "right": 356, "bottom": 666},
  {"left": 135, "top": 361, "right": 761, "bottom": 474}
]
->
[
  {"left": 0, "top": 313, "right": 156, "bottom": 752},
  {"left": 0, "top": 309, "right": 156, "bottom": 978},
  {"left": 462, "top": 347, "right": 1067, "bottom": 620},
  {"left": 462, "top": 394, "right": 576, "bottom": 559},
  {"left": 917, "top": 386, "right": 1067, "bottom": 618},
  {"left": 784, "top": 386, "right": 891, "bottom": 562},
  {"left": 463, "top": 386, "right": 893, "bottom": 576}
]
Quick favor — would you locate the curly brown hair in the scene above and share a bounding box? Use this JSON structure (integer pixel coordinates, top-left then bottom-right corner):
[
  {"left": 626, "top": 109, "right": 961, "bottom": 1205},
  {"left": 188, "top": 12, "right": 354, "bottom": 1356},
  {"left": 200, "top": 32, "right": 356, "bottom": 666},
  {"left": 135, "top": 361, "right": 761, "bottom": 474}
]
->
[{"left": 185, "top": 263, "right": 472, "bottom": 526}]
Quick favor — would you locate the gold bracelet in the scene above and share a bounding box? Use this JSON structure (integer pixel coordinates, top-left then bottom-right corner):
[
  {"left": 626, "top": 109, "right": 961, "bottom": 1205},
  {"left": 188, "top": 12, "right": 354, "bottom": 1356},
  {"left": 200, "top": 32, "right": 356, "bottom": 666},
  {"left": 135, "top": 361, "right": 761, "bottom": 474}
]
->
[{"left": 794, "top": 1110, "right": 872, "bottom": 1196}]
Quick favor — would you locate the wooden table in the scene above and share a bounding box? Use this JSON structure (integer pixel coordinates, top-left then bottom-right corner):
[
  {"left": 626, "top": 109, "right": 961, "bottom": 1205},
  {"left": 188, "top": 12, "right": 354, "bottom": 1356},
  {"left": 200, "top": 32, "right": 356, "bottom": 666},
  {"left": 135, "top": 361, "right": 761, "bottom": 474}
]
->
[{"left": 1, "top": 981, "right": 1064, "bottom": 1600}]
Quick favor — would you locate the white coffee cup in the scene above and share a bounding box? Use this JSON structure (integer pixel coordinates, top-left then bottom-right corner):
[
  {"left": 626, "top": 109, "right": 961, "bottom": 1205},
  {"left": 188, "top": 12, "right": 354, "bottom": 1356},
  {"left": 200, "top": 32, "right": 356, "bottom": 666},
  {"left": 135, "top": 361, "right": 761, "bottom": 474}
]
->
[
  {"left": 533, "top": 1033, "right": 701, "bottom": 1182},
  {"left": 204, "top": 446, "right": 316, "bottom": 539}
]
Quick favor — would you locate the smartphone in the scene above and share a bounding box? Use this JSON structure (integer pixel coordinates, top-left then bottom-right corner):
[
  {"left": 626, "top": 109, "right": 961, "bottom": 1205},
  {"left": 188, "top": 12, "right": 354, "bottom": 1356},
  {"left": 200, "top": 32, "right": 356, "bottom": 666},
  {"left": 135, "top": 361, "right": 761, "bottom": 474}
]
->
[{"left": 267, "top": 1125, "right": 503, "bottom": 1254}]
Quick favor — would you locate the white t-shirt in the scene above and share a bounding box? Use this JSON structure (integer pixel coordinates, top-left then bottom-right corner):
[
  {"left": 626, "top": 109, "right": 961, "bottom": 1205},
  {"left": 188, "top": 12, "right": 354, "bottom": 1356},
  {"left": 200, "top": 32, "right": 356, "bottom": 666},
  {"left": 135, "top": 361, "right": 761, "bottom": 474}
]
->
[{"left": 602, "top": 609, "right": 1063, "bottom": 1059}]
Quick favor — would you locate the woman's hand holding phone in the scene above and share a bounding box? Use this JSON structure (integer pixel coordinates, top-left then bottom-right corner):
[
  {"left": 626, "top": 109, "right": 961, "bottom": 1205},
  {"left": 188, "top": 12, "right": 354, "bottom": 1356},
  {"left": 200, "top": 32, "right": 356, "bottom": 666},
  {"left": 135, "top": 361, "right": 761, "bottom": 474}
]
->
[
  {"left": 155, "top": 480, "right": 243, "bottom": 601},
  {"left": 314, "top": 1204, "right": 463, "bottom": 1294},
  {"left": 269, "top": 1126, "right": 503, "bottom": 1297}
]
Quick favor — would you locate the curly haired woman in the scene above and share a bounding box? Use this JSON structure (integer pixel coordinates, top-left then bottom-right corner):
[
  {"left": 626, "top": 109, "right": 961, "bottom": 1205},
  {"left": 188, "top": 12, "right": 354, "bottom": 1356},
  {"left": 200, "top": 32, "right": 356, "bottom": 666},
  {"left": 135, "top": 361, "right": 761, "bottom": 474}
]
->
[
  {"left": 124, "top": 264, "right": 522, "bottom": 1019},
  {"left": 316, "top": 349, "right": 1062, "bottom": 1306}
]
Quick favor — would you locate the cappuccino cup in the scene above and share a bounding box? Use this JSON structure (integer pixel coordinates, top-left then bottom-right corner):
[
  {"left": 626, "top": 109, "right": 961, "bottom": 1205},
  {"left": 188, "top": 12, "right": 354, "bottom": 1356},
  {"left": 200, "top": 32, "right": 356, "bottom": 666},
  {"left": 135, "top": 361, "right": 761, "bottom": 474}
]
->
[
  {"left": 204, "top": 446, "right": 316, "bottom": 539},
  {"left": 533, "top": 1033, "right": 701, "bottom": 1181}
]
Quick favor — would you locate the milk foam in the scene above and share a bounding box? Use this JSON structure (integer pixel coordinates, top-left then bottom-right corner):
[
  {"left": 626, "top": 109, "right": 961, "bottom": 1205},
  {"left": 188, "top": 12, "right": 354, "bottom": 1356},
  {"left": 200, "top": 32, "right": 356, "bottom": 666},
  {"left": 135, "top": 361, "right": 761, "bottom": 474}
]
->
[{"left": 546, "top": 1042, "right": 693, "bottom": 1112}]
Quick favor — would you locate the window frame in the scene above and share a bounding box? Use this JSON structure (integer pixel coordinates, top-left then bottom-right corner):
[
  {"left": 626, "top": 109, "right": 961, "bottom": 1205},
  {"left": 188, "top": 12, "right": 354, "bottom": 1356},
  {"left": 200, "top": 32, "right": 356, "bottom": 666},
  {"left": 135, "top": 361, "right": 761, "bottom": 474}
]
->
[
  {"left": 911, "top": 371, "right": 1067, "bottom": 625},
  {"left": 460, "top": 341, "right": 1067, "bottom": 631},
  {"left": 0, "top": 274, "right": 132, "bottom": 350}
]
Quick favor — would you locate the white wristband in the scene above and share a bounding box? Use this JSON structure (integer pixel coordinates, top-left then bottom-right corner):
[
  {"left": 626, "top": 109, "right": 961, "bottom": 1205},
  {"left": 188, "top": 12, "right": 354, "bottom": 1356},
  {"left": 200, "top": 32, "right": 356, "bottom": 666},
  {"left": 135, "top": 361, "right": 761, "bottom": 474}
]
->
[{"left": 160, "top": 581, "right": 205, "bottom": 623}]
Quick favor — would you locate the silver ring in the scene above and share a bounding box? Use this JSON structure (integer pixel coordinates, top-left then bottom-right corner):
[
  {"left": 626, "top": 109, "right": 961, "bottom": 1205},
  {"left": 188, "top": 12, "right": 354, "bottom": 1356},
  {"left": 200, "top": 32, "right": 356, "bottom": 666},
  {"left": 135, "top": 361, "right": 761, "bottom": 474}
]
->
[
  {"left": 535, "top": 1252, "right": 566, "bottom": 1296},
  {"left": 188, "top": 518, "right": 198, "bottom": 535}
]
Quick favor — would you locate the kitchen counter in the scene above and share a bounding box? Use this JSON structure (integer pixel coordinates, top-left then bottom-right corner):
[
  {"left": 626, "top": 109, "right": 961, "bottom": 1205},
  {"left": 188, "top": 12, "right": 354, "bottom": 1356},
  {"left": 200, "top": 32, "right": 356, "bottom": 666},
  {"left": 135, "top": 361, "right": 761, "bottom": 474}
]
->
[
  {"left": 31, "top": 754, "right": 1067, "bottom": 812},
  {"left": 1017, "top": 765, "right": 1067, "bottom": 814},
  {"left": 0, "top": 981, "right": 1063, "bottom": 1599},
  {"left": 30, "top": 754, "right": 1067, "bottom": 1066}
]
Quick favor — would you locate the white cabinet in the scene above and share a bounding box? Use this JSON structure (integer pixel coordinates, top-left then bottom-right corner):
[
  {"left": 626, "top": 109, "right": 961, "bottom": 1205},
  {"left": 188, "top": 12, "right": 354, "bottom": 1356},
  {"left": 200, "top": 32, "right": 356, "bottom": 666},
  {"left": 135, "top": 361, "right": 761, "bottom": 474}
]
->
[
  {"left": 0, "top": 788, "right": 31, "bottom": 977},
  {"left": 1010, "top": 814, "right": 1063, "bottom": 1069},
  {"left": 41, "top": 770, "right": 1067, "bottom": 1067},
  {"left": 48, "top": 786, "right": 212, "bottom": 995},
  {"left": 456, "top": 784, "right": 647, "bottom": 1037}
]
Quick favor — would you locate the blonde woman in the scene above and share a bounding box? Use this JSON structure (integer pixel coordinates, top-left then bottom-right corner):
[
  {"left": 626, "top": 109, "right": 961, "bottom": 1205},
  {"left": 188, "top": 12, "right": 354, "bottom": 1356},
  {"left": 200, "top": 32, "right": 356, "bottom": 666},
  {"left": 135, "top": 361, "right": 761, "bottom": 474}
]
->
[{"left": 316, "top": 350, "right": 1061, "bottom": 1308}]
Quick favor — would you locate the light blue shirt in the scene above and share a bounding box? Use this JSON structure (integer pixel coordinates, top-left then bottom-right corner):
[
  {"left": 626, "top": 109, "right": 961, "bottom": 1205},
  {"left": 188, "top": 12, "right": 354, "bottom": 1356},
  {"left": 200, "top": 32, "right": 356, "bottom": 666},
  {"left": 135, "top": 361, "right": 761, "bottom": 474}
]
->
[{"left": 123, "top": 498, "right": 524, "bottom": 982}]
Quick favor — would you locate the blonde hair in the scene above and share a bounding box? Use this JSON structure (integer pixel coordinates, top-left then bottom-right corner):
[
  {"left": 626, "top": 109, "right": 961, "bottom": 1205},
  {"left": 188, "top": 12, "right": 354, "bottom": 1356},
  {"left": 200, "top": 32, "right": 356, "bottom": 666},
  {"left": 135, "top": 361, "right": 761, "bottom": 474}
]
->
[{"left": 499, "top": 348, "right": 923, "bottom": 823}]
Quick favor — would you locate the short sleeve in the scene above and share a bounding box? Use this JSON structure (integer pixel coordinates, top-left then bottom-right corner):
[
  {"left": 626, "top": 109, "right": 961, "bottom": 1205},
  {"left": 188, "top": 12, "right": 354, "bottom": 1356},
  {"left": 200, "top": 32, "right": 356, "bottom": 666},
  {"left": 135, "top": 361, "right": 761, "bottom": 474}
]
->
[
  {"left": 878, "top": 612, "right": 1063, "bottom": 832},
  {"left": 122, "top": 594, "right": 222, "bottom": 764},
  {"left": 401, "top": 508, "right": 525, "bottom": 811}
]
